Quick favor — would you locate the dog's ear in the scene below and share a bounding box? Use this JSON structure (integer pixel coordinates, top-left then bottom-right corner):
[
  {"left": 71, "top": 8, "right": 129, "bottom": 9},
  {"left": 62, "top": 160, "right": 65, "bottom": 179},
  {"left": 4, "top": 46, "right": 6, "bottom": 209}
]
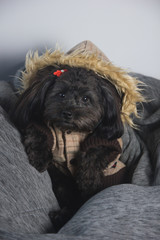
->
[
  {"left": 94, "top": 81, "right": 124, "bottom": 140},
  {"left": 12, "top": 76, "right": 56, "bottom": 128}
]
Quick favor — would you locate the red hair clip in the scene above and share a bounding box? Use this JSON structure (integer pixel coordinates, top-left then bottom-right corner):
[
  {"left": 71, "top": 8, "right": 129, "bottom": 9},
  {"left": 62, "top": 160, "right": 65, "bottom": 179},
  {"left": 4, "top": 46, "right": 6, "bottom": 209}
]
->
[{"left": 53, "top": 69, "right": 68, "bottom": 77}]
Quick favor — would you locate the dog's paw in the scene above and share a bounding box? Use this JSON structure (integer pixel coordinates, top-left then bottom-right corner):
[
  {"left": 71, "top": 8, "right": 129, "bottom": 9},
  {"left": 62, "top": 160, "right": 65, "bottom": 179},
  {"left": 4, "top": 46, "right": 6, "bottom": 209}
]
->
[
  {"left": 49, "top": 207, "right": 72, "bottom": 231},
  {"left": 25, "top": 148, "right": 50, "bottom": 172},
  {"left": 31, "top": 159, "right": 49, "bottom": 172},
  {"left": 23, "top": 124, "right": 53, "bottom": 172},
  {"left": 77, "top": 147, "right": 111, "bottom": 170}
]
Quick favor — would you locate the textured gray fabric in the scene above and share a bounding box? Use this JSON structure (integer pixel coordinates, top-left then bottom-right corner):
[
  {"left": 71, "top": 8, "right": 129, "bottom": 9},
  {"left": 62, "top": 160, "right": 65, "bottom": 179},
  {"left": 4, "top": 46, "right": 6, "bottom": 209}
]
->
[
  {"left": 0, "top": 81, "right": 17, "bottom": 114},
  {"left": 59, "top": 184, "right": 160, "bottom": 240},
  {"left": 130, "top": 73, "right": 160, "bottom": 185},
  {"left": 0, "top": 231, "right": 102, "bottom": 240},
  {"left": 121, "top": 125, "right": 153, "bottom": 185},
  {"left": 0, "top": 107, "right": 60, "bottom": 233},
  {"left": 1, "top": 184, "right": 160, "bottom": 240}
]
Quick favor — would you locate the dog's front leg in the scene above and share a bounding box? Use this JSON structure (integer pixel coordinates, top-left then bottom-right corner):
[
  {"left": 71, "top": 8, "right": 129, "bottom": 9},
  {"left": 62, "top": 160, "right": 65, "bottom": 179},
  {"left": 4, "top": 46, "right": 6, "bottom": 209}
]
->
[
  {"left": 74, "top": 138, "right": 124, "bottom": 200},
  {"left": 48, "top": 164, "right": 82, "bottom": 231},
  {"left": 74, "top": 146, "right": 111, "bottom": 200},
  {"left": 22, "top": 123, "right": 53, "bottom": 172}
]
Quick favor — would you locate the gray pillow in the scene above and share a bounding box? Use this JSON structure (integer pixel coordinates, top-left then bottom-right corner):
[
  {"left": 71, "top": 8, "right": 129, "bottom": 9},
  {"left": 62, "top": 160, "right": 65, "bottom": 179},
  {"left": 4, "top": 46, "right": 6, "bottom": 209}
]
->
[
  {"left": 59, "top": 184, "right": 160, "bottom": 239},
  {"left": 0, "top": 106, "right": 59, "bottom": 233}
]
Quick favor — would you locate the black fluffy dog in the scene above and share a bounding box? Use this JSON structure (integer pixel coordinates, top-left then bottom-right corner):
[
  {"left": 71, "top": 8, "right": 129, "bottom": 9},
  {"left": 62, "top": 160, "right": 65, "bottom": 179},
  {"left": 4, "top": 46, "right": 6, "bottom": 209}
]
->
[{"left": 12, "top": 66, "right": 124, "bottom": 230}]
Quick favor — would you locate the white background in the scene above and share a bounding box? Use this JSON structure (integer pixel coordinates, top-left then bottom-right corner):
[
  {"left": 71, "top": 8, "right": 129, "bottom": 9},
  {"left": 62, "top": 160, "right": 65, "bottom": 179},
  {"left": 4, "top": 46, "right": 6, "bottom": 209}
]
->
[{"left": 0, "top": 0, "right": 160, "bottom": 79}]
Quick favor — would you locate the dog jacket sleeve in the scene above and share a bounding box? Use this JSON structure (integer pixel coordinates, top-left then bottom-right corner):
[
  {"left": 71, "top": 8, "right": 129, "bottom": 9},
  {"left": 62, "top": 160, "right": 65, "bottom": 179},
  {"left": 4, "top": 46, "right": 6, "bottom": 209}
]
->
[{"left": 80, "top": 136, "right": 127, "bottom": 187}]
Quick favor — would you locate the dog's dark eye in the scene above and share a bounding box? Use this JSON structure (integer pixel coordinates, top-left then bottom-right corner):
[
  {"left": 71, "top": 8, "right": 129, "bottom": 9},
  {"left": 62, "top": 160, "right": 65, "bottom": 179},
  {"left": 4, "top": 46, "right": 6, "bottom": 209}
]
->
[
  {"left": 59, "top": 93, "right": 65, "bottom": 98},
  {"left": 82, "top": 96, "right": 89, "bottom": 103}
]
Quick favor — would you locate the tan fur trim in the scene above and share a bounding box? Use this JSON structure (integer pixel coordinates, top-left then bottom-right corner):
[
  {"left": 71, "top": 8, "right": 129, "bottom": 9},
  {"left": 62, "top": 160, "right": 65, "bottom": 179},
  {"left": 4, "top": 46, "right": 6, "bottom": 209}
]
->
[{"left": 21, "top": 48, "right": 145, "bottom": 127}]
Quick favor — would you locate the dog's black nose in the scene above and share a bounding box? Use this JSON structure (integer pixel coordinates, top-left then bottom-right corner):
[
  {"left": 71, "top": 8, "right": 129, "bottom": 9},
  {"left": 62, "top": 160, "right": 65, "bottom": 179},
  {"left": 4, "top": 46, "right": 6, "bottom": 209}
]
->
[{"left": 62, "top": 111, "right": 72, "bottom": 120}]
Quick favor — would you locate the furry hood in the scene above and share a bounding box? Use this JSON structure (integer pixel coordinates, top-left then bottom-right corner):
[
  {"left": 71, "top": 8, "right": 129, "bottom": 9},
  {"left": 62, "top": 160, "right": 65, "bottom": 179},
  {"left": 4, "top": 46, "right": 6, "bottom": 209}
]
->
[{"left": 21, "top": 40, "right": 144, "bottom": 127}]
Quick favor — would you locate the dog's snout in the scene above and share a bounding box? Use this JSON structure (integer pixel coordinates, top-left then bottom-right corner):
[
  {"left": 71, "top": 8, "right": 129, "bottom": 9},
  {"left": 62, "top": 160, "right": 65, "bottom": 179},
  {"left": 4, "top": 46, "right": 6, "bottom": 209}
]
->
[{"left": 62, "top": 111, "right": 72, "bottom": 120}]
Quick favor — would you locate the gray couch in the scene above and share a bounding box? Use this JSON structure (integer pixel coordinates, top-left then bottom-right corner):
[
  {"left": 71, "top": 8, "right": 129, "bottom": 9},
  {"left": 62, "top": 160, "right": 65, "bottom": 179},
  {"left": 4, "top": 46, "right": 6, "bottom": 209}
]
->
[{"left": 0, "top": 70, "right": 160, "bottom": 239}]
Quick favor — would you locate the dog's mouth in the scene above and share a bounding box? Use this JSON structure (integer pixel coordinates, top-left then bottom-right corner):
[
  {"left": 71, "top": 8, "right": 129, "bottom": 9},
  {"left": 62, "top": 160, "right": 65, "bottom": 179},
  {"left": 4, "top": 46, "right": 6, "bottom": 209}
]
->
[
  {"left": 61, "top": 120, "right": 75, "bottom": 128},
  {"left": 52, "top": 119, "right": 76, "bottom": 131},
  {"left": 46, "top": 109, "right": 101, "bottom": 132}
]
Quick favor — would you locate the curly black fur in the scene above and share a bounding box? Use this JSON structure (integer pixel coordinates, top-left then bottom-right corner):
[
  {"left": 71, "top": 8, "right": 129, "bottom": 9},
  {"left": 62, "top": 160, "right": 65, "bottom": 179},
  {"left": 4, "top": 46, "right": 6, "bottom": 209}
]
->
[
  {"left": 74, "top": 139, "right": 122, "bottom": 200},
  {"left": 12, "top": 66, "right": 124, "bottom": 231},
  {"left": 22, "top": 125, "right": 52, "bottom": 172}
]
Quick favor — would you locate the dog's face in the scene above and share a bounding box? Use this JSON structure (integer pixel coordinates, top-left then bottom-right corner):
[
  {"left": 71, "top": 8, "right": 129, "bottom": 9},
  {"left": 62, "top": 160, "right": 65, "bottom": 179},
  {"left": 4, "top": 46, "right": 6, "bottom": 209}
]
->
[
  {"left": 44, "top": 68, "right": 104, "bottom": 132},
  {"left": 13, "top": 66, "right": 124, "bottom": 140}
]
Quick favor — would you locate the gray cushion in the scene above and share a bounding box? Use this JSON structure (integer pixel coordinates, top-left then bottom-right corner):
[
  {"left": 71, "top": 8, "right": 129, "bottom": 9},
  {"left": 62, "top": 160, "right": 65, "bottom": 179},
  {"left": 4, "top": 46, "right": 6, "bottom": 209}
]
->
[
  {"left": 0, "top": 106, "right": 59, "bottom": 233},
  {"left": 1, "top": 184, "right": 160, "bottom": 239},
  {"left": 59, "top": 184, "right": 160, "bottom": 239}
]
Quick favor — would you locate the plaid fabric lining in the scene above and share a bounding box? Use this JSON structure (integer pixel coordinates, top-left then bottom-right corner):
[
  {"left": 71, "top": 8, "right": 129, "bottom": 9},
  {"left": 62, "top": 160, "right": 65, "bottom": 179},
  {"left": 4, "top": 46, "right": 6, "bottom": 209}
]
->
[{"left": 49, "top": 126, "right": 88, "bottom": 175}]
